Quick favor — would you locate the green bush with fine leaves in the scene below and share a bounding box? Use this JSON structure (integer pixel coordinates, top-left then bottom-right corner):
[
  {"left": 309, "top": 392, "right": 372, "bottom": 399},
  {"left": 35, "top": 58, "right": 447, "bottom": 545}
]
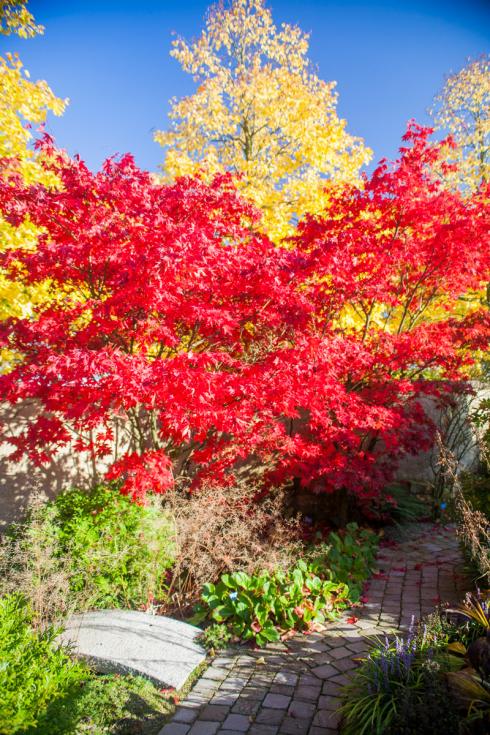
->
[
  {"left": 51, "top": 484, "right": 176, "bottom": 609},
  {"left": 0, "top": 594, "right": 88, "bottom": 735},
  {"left": 4, "top": 484, "right": 176, "bottom": 614}
]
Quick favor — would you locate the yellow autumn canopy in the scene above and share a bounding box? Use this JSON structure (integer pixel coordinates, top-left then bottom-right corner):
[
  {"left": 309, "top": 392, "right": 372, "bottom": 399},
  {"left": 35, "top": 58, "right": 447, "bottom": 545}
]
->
[
  {"left": 155, "top": 0, "right": 372, "bottom": 242},
  {"left": 0, "top": 1, "right": 67, "bottom": 332},
  {"left": 432, "top": 54, "right": 489, "bottom": 193},
  {"left": 0, "top": 0, "right": 42, "bottom": 38}
]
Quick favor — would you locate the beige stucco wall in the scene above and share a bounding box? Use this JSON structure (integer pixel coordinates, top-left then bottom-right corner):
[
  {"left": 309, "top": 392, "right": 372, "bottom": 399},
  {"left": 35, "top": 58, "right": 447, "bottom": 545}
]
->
[
  {"left": 0, "top": 402, "right": 131, "bottom": 532},
  {"left": 0, "top": 385, "right": 487, "bottom": 531},
  {"left": 395, "top": 385, "right": 489, "bottom": 490}
]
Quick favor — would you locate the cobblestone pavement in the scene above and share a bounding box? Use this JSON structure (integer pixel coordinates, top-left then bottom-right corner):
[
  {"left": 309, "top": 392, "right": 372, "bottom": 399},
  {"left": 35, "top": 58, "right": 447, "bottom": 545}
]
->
[{"left": 159, "top": 523, "right": 473, "bottom": 735}]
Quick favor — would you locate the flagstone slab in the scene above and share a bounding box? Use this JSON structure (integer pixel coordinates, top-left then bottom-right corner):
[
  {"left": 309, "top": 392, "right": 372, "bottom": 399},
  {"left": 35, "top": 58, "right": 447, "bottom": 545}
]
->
[{"left": 58, "top": 609, "right": 206, "bottom": 689}]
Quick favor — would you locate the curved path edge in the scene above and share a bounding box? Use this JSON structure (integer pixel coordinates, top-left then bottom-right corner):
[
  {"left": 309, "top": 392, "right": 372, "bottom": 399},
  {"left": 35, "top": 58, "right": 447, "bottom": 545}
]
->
[{"left": 158, "top": 522, "right": 472, "bottom": 735}]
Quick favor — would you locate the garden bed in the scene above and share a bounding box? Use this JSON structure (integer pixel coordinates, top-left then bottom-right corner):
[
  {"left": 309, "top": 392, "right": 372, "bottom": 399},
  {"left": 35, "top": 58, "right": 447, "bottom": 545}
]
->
[{"left": 0, "top": 483, "right": 380, "bottom": 734}]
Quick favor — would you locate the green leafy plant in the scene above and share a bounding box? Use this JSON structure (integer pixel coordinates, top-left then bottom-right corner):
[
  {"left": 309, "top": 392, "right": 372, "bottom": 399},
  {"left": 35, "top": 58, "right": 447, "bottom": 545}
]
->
[
  {"left": 307, "top": 523, "right": 378, "bottom": 602},
  {"left": 197, "top": 623, "right": 233, "bottom": 651},
  {"left": 193, "top": 561, "right": 350, "bottom": 647},
  {"left": 0, "top": 593, "right": 88, "bottom": 735},
  {"left": 192, "top": 522, "right": 377, "bottom": 647}
]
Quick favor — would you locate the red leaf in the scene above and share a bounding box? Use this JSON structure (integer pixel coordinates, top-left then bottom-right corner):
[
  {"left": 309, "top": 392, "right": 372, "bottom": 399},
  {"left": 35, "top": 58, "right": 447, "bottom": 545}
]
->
[{"left": 346, "top": 616, "right": 359, "bottom": 625}]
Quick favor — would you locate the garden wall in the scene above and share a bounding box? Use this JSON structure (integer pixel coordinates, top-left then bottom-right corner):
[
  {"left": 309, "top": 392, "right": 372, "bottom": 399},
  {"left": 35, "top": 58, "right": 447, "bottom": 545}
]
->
[
  {"left": 0, "top": 402, "right": 131, "bottom": 532},
  {"left": 395, "top": 385, "right": 489, "bottom": 491},
  {"left": 0, "top": 385, "right": 488, "bottom": 532}
]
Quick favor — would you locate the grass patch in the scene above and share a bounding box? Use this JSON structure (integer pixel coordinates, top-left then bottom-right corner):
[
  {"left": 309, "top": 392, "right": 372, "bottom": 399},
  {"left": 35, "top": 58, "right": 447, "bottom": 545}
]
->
[
  {"left": 54, "top": 674, "right": 176, "bottom": 735},
  {"left": 64, "top": 659, "right": 211, "bottom": 735}
]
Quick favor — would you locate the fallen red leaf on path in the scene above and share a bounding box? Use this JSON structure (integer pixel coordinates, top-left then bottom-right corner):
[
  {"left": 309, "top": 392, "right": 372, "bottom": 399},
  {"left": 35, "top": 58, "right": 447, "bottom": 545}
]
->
[{"left": 346, "top": 616, "right": 359, "bottom": 624}]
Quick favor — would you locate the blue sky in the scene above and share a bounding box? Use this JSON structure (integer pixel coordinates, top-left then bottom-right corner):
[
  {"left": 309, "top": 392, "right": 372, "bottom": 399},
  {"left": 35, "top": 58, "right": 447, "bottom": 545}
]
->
[{"left": 1, "top": 0, "right": 489, "bottom": 172}]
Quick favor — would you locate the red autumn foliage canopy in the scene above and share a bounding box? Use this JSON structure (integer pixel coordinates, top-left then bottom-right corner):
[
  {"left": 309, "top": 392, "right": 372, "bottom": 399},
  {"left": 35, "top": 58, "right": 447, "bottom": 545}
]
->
[{"left": 0, "top": 124, "right": 489, "bottom": 501}]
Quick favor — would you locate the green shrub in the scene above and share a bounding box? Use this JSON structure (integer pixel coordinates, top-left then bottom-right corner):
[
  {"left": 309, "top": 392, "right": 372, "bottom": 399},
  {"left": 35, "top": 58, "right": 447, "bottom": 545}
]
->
[
  {"left": 0, "top": 591, "right": 197, "bottom": 735},
  {"left": 307, "top": 523, "right": 378, "bottom": 602},
  {"left": 0, "top": 593, "right": 88, "bottom": 735},
  {"left": 2, "top": 484, "right": 176, "bottom": 616},
  {"left": 51, "top": 484, "right": 176, "bottom": 609}
]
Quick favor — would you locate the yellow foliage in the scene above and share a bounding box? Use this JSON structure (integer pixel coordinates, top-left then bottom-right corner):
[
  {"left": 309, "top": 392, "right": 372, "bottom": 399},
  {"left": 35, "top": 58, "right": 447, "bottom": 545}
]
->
[
  {"left": 431, "top": 56, "right": 489, "bottom": 369},
  {"left": 0, "top": 2, "right": 67, "bottom": 366},
  {"left": 0, "top": 53, "right": 66, "bottom": 183},
  {"left": 432, "top": 55, "right": 489, "bottom": 193},
  {"left": 155, "top": 0, "right": 372, "bottom": 242},
  {"left": 0, "top": 0, "right": 42, "bottom": 38}
]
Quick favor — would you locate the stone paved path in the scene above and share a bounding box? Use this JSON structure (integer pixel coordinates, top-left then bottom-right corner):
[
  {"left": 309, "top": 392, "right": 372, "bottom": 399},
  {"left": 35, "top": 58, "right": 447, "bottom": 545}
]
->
[{"left": 158, "top": 523, "right": 473, "bottom": 735}]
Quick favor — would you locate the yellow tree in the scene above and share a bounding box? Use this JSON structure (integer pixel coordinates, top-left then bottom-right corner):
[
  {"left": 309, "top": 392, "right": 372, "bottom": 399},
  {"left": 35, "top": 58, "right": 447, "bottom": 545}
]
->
[
  {"left": 0, "top": 0, "right": 42, "bottom": 38},
  {"left": 431, "top": 55, "right": 490, "bottom": 336},
  {"left": 155, "top": 0, "right": 372, "bottom": 242},
  {"left": 0, "top": 1, "right": 67, "bottom": 329},
  {"left": 431, "top": 55, "right": 489, "bottom": 193}
]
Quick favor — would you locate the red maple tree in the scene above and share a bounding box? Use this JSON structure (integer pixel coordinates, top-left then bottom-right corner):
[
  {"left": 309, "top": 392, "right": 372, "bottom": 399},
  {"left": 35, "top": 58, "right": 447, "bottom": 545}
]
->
[{"left": 0, "top": 124, "right": 488, "bottom": 502}]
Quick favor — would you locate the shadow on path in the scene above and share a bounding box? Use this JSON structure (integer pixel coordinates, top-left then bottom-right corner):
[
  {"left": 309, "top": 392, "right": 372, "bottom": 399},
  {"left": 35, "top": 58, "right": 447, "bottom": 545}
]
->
[{"left": 158, "top": 523, "right": 473, "bottom": 735}]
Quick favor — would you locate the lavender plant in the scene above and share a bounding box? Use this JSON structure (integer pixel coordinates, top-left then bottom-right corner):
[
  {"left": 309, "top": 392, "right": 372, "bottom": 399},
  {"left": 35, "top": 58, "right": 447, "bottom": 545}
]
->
[{"left": 341, "top": 618, "right": 459, "bottom": 735}]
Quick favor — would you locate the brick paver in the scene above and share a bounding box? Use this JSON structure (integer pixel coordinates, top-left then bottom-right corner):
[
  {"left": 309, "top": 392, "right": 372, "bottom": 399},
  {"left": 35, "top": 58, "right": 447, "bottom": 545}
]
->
[{"left": 159, "top": 523, "right": 472, "bottom": 735}]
